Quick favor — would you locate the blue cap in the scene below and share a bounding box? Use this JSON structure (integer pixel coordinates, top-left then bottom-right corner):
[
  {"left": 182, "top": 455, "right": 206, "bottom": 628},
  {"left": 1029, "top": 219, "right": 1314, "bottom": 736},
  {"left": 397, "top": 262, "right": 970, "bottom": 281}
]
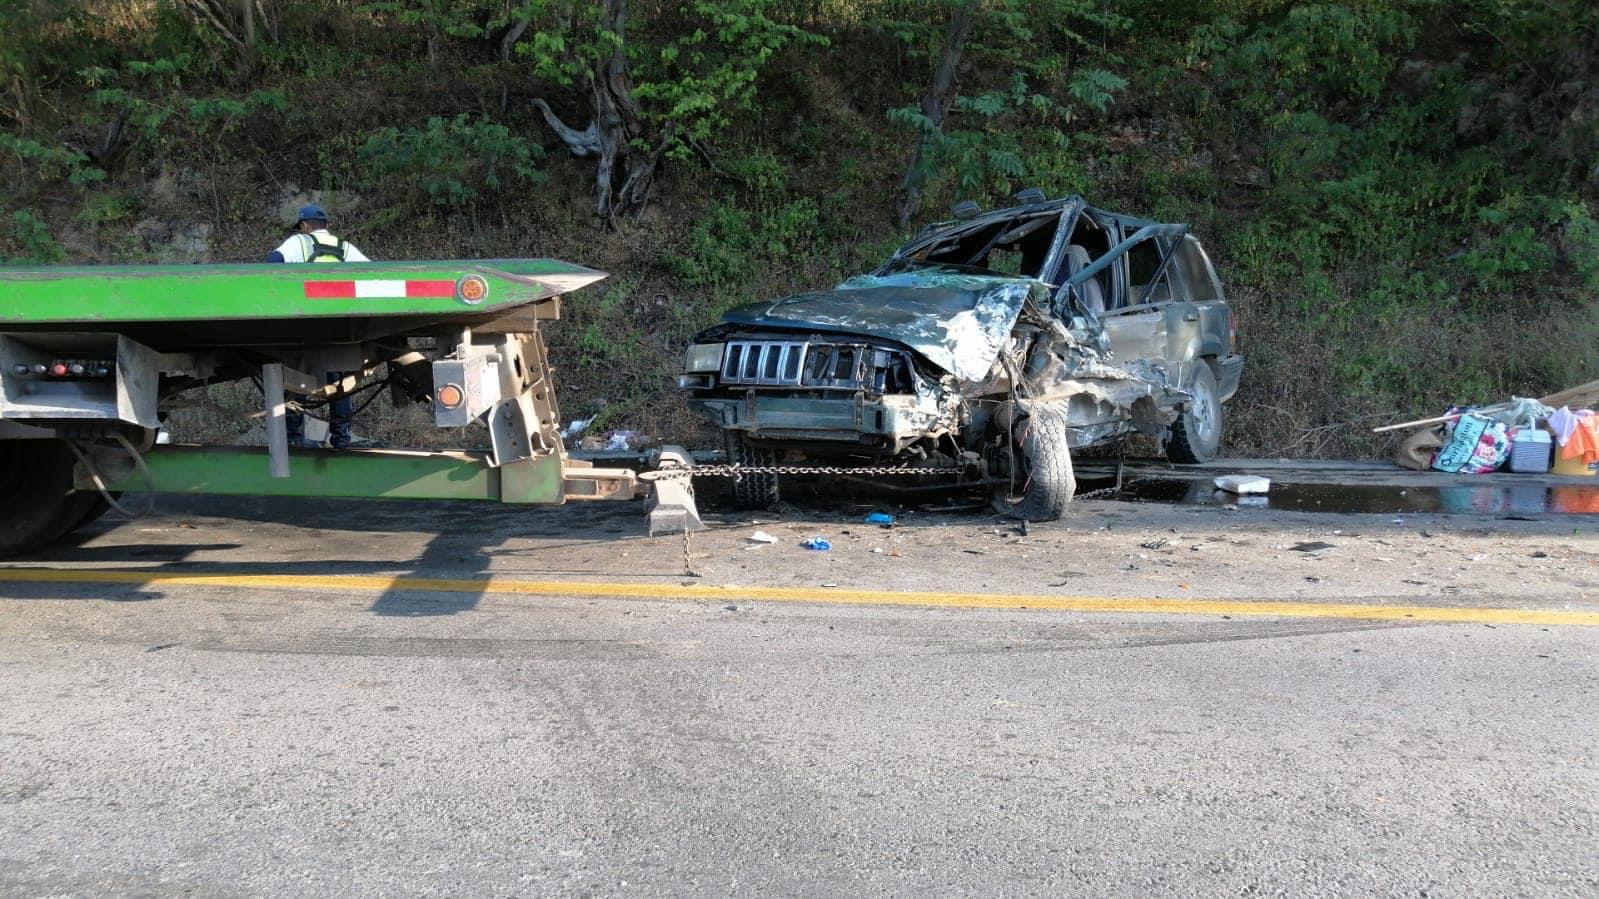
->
[{"left": 295, "top": 203, "right": 329, "bottom": 224}]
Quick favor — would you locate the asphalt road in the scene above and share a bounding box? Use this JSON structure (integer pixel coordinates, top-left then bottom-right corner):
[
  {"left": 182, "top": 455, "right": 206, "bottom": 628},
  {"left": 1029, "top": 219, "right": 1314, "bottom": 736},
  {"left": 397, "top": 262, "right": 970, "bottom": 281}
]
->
[{"left": 2, "top": 491, "right": 1596, "bottom": 896}]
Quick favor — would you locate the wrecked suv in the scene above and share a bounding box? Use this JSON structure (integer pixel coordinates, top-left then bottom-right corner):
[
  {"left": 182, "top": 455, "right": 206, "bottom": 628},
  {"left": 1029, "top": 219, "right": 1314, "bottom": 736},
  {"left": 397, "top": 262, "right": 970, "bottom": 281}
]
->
[{"left": 677, "top": 193, "right": 1244, "bottom": 520}]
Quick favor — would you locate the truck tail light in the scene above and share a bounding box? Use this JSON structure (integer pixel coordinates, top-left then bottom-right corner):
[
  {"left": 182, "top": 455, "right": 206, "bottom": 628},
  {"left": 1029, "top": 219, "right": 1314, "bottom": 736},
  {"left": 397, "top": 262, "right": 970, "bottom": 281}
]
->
[{"left": 33, "top": 359, "right": 113, "bottom": 379}]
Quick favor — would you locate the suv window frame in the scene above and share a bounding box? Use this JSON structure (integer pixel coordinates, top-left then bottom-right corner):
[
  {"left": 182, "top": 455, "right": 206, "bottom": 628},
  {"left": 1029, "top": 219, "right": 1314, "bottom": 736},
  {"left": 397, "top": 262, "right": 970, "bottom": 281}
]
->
[
  {"left": 1171, "top": 235, "right": 1224, "bottom": 303},
  {"left": 1054, "top": 218, "right": 1189, "bottom": 319},
  {"left": 878, "top": 197, "right": 1084, "bottom": 284}
]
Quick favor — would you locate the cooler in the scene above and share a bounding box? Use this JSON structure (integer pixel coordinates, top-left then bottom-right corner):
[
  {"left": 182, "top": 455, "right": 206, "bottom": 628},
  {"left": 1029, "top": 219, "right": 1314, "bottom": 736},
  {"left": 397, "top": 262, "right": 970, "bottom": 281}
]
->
[{"left": 1507, "top": 428, "right": 1552, "bottom": 473}]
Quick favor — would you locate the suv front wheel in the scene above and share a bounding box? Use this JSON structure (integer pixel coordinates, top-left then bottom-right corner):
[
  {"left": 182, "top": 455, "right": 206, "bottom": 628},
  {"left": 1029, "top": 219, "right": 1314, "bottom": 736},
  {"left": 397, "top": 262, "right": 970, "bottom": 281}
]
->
[
  {"left": 989, "top": 405, "right": 1076, "bottom": 521},
  {"left": 725, "top": 432, "right": 781, "bottom": 509}
]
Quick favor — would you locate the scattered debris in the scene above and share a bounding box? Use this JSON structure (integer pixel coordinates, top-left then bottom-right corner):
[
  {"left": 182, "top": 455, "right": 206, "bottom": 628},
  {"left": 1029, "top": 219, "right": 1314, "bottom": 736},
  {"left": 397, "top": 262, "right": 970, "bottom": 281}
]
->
[
  {"left": 560, "top": 417, "right": 594, "bottom": 440},
  {"left": 865, "top": 512, "right": 895, "bottom": 526},
  {"left": 746, "top": 531, "right": 778, "bottom": 545},
  {"left": 1214, "top": 475, "right": 1270, "bottom": 495},
  {"left": 605, "top": 429, "right": 642, "bottom": 451},
  {"left": 1139, "top": 538, "right": 1169, "bottom": 550},
  {"left": 1289, "top": 541, "right": 1337, "bottom": 555},
  {"left": 1381, "top": 379, "right": 1599, "bottom": 474},
  {"left": 802, "top": 537, "right": 832, "bottom": 551}
]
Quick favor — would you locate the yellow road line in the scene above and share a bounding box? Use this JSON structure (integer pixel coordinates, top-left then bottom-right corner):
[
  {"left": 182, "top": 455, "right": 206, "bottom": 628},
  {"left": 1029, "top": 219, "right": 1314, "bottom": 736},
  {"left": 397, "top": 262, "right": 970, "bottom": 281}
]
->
[{"left": 0, "top": 566, "right": 1595, "bottom": 626}]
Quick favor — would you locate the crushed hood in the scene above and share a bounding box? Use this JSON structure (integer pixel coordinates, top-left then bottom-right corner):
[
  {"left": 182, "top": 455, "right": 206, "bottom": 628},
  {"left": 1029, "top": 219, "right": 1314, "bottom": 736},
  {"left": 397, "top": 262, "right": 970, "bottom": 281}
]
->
[{"left": 719, "top": 271, "right": 1046, "bottom": 383}]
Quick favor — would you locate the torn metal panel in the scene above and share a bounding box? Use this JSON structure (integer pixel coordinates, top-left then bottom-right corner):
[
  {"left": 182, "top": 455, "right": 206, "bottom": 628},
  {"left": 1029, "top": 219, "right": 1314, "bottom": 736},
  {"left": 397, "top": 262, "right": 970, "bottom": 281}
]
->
[{"left": 721, "top": 274, "right": 1048, "bottom": 385}]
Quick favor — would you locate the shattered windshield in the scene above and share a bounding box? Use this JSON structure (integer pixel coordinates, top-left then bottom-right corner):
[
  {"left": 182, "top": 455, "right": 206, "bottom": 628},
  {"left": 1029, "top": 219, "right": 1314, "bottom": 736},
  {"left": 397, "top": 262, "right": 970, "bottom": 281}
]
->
[{"left": 879, "top": 211, "right": 1064, "bottom": 282}]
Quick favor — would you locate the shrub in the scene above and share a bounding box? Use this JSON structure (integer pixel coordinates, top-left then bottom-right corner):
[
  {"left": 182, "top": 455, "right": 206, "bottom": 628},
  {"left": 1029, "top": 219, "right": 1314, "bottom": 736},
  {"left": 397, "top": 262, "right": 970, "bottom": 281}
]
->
[{"left": 356, "top": 114, "right": 546, "bottom": 212}]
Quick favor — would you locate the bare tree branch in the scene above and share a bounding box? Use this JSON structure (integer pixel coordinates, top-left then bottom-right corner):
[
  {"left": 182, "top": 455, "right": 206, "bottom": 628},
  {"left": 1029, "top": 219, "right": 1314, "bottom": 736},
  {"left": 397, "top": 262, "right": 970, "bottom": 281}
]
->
[
  {"left": 894, "top": 0, "right": 976, "bottom": 228},
  {"left": 531, "top": 98, "right": 602, "bottom": 157}
]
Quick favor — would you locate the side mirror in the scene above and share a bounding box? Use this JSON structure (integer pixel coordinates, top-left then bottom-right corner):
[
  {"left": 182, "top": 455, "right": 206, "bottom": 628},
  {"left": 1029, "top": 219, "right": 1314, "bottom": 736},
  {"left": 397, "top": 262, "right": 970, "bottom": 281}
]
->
[
  {"left": 1014, "top": 188, "right": 1046, "bottom": 205},
  {"left": 951, "top": 201, "right": 981, "bottom": 220}
]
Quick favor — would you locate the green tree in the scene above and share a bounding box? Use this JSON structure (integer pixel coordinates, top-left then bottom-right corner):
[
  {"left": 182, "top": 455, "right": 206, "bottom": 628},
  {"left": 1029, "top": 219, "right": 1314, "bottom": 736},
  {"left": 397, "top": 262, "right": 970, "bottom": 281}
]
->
[
  {"left": 0, "top": 0, "right": 83, "bottom": 130},
  {"left": 889, "top": 0, "right": 1129, "bottom": 225},
  {"left": 363, "top": 0, "right": 499, "bottom": 67},
  {"left": 511, "top": 0, "right": 822, "bottom": 225},
  {"left": 170, "top": 0, "right": 279, "bottom": 61}
]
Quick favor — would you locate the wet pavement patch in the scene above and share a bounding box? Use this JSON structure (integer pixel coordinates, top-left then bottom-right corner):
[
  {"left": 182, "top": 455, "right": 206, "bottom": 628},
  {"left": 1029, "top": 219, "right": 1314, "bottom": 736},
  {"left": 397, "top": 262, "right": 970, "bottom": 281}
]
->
[{"left": 1110, "top": 478, "right": 1599, "bottom": 516}]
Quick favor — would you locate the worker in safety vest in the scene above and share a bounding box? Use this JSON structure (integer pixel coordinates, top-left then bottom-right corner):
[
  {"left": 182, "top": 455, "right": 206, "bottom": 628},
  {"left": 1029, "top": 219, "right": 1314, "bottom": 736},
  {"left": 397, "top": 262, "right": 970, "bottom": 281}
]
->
[
  {"left": 267, "top": 204, "right": 370, "bottom": 448},
  {"left": 267, "top": 203, "right": 370, "bottom": 263}
]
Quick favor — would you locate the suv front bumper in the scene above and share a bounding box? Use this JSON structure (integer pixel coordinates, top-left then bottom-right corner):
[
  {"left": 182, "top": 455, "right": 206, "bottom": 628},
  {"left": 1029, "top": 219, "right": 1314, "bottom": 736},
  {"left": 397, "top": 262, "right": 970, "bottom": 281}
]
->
[{"left": 685, "top": 392, "right": 948, "bottom": 447}]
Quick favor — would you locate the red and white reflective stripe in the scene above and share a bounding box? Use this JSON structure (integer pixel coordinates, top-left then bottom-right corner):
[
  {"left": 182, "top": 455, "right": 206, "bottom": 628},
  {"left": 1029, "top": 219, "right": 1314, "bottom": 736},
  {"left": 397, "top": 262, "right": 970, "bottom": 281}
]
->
[{"left": 303, "top": 280, "right": 456, "bottom": 299}]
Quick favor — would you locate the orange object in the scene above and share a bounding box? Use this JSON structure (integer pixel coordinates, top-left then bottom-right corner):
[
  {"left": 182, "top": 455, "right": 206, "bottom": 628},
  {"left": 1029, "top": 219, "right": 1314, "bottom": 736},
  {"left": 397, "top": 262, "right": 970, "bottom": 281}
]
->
[
  {"left": 1560, "top": 415, "right": 1599, "bottom": 465},
  {"left": 436, "top": 383, "right": 465, "bottom": 409},
  {"left": 1549, "top": 486, "right": 1599, "bottom": 513}
]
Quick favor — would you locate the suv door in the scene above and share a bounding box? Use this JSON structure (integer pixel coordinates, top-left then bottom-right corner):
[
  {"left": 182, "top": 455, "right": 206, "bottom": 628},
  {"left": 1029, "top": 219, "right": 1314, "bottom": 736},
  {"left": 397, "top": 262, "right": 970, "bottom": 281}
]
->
[
  {"left": 1162, "top": 234, "right": 1230, "bottom": 385},
  {"left": 1101, "top": 230, "right": 1174, "bottom": 373}
]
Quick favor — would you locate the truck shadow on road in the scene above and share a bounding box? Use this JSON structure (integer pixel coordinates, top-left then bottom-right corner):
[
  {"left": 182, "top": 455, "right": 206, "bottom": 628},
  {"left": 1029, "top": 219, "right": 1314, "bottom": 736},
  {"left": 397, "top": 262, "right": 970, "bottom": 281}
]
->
[{"left": 17, "top": 493, "right": 692, "bottom": 617}]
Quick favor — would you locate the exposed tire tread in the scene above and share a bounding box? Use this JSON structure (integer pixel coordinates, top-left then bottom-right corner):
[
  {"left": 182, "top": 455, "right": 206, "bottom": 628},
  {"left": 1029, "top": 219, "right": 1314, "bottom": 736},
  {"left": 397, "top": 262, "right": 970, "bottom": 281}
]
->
[
  {"left": 726, "top": 432, "right": 780, "bottom": 509},
  {"left": 992, "top": 404, "right": 1075, "bottom": 521}
]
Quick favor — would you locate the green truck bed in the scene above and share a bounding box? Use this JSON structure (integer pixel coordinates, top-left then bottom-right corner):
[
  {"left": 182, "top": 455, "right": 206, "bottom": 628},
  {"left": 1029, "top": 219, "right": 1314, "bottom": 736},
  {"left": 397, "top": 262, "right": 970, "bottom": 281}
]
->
[{"left": 0, "top": 259, "right": 605, "bottom": 348}]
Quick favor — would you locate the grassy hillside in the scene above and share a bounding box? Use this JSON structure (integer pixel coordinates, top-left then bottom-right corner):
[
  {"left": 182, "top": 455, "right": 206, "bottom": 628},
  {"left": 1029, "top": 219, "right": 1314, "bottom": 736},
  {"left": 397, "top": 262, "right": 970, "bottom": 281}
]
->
[{"left": 3, "top": 0, "right": 1596, "bottom": 456}]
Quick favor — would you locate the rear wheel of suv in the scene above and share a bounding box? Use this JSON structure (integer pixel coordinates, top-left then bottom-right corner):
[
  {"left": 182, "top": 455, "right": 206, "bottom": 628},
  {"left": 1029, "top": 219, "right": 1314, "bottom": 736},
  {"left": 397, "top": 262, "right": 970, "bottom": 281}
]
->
[
  {"left": 1167, "top": 360, "right": 1223, "bottom": 464},
  {"left": 989, "top": 405, "right": 1075, "bottom": 521},
  {"left": 725, "top": 432, "right": 780, "bottom": 509}
]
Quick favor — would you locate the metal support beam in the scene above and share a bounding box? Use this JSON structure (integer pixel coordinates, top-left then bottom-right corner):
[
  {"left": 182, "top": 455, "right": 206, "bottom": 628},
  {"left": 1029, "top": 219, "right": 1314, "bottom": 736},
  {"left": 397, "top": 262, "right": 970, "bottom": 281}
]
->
[{"left": 261, "top": 363, "right": 290, "bottom": 478}]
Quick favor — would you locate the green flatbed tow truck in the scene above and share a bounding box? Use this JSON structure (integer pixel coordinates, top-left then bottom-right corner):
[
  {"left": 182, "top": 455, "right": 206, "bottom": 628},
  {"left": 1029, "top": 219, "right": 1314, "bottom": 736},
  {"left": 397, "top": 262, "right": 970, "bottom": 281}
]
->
[{"left": 0, "top": 259, "right": 701, "bottom": 556}]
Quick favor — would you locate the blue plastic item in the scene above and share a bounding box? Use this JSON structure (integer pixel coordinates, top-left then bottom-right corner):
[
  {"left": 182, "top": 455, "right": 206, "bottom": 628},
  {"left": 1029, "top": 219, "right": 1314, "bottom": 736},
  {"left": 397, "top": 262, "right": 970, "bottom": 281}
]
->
[
  {"left": 802, "top": 537, "right": 831, "bottom": 551},
  {"left": 864, "top": 512, "right": 895, "bottom": 525}
]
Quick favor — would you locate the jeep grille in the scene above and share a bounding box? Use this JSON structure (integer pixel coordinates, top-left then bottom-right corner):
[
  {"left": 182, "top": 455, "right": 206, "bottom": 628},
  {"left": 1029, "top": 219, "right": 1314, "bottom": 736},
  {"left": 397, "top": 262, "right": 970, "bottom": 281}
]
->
[
  {"left": 719, "top": 340, "right": 916, "bottom": 394},
  {"left": 721, "top": 340, "right": 808, "bottom": 386}
]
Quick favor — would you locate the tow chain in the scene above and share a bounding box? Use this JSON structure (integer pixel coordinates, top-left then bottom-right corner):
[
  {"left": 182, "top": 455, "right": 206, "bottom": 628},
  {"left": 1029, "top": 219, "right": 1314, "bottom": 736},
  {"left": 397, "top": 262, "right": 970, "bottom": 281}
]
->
[
  {"left": 642, "top": 459, "right": 1148, "bottom": 499},
  {"left": 640, "top": 462, "right": 962, "bottom": 482},
  {"left": 1075, "top": 480, "right": 1139, "bottom": 500}
]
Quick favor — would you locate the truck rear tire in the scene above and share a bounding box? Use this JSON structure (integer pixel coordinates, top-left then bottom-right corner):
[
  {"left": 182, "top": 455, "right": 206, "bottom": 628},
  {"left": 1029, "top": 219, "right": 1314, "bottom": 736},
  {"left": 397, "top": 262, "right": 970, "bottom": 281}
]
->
[
  {"left": 74, "top": 494, "right": 113, "bottom": 530},
  {"left": 0, "top": 439, "right": 88, "bottom": 558},
  {"left": 726, "top": 432, "right": 780, "bottom": 509},
  {"left": 990, "top": 405, "right": 1075, "bottom": 521}
]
